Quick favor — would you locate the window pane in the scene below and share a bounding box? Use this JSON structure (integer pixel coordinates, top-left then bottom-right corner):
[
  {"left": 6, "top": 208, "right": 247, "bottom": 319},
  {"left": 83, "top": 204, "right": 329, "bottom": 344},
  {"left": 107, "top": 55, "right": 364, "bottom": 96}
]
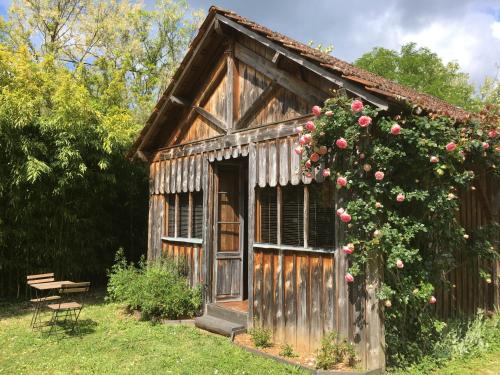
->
[
  {"left": 308, "top": 182, "right": 335, "bottom": 248},
  {"left": 168, "top": 195, "right": 175, "bottom": 236},
  {"left": 192, "top": 192, "right": 203, "bottom": 239},
  {"left": 281, "top": 184, "right": 304, "bottom": 247},
  {"left": 178, "top": 193, "right": 189, "bottom": 238},
  {"left": 257, "top": 187, "right": 277, "bottom": 244}
]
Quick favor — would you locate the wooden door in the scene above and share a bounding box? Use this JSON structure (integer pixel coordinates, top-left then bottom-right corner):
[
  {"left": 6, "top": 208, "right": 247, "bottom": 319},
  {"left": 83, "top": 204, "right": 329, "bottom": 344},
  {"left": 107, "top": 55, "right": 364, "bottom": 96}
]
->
[{"left": 213, "top": 163, "right": 245, "bottom": 301}]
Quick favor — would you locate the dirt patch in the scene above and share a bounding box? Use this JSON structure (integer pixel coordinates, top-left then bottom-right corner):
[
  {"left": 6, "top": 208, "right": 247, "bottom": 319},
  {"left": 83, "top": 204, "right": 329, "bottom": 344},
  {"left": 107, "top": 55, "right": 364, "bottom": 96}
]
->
[{"left": 234, "top": 333, "right": 354, "bottom": 372}]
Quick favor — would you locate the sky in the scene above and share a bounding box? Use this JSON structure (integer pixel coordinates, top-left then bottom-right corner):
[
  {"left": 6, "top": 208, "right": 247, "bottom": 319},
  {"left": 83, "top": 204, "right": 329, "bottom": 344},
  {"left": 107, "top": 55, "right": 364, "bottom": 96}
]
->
[{"left": 1, "top": 0, "right": 499, "bottom": 88}]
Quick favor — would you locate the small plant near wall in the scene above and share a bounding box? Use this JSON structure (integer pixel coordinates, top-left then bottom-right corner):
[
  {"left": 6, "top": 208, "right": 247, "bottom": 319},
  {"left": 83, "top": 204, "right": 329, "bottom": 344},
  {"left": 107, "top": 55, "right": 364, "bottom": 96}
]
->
[
  {"left": 249, "top": 323, "right": 272, "bottom": 348},
  {"left": 279, "top": 343, "right": 298, "bottom": 358},
  {"left": 298, "top": 97, "right": 499, "bottom": 367},
  {"left": 315, "top": 332, "right": 357, "bottom": 370}
]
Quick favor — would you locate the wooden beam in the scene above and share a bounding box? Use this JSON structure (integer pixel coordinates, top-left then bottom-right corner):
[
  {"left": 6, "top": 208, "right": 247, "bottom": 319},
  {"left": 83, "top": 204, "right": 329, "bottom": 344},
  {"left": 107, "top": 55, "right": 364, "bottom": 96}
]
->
[
  {"left": 235, "top": 83, "right": 277, "bottom": 129},
  {"left": 135, "top": 16, "right": 218, "bottom": 154},
  {"left": 217, "top": 14, "right": 389, "bottom": 110},
  {"left": 234, "top": 42, "right": 327, "bottom": 106},
  {"left": 272, "top": 51, "right": 282, "bottom": 64},
  {"left": 194, "top": 106, "right": 228, "bottom": 134},
  {"left": 225, "top": 42, "right": 235, "bottom": 130},
  {"left": 170, "top": 95, "right": 191, "bottom": 106}
]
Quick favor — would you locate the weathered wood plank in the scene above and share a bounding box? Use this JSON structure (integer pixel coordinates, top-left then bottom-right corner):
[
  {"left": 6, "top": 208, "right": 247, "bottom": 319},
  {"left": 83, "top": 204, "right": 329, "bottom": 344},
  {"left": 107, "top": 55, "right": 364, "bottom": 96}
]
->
[
  {"left": 188, "top": 155, "right": 196, "bottom": 192},
  {"left": 290, "top": 137, "right": 301, "bottom": 185},
  {"left": 258, "top": 142, "right": 268, "bottom": 187},
  {"left": 235, "top": 42, "right": 326, "bottom": 106},
  {"left": 182, "top": 156, "right": 189, "bottom": 193},
  {"left": 310, "top": 255, "right": 322, "bottom": 350},
  {"left": 194, "top": 106, "right": 227, "bottom": 133},
  {"left": 366, "top": 254, "right": 385, "bottom": 370},
  {"left": 296, "top": 253, "right": 309, "bottom": 351},
  {"left": 195, "top": 154, "right": 202, "bottom": 192},
  {"left": 177, "top": 157, "right": 183, "bottom": 193},
  {"left": 159, "top": 161, "right": 165, "bottom": 194},
  {"left": 254, "top": 250, "right": 263, "bottom": 323},
  {"left": 170, "top": 158, "right": 177, "bottom": 193},
  {"left": 165, "top": 159, "right": 171, "bottom": 194},
  {"left": 248, "top": 142, "right": 257, "bottom": 325},
  {"left": 278, "top": 138, "right": 290, "bottom": 186},
  {"left": 268, "top": 140, "right": 278, "bottom": 187},
  {"left": 236, "top": 83, "right": 277, "bottom": 129}
]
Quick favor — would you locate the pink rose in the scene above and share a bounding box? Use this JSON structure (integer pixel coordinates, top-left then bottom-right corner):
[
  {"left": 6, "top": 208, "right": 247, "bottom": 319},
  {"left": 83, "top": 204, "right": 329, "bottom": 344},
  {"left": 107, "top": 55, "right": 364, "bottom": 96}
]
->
[
  {"left": 295, "top": 126, "right": 303, "bottom": 134},
  {"left": 294, "top": 146, "right": 303, "bottom": 155},
  {"left": 310, "top": 152, "right": 320, "bottom": 162},
  {"left": 363, "top": 164, "right": 372, "bottom": 172},
  {"left": 429, "top": 296, "right": 437, "bottom": 304},
  {"left": 336, "top": 176, "right": 347, "bottom": 187},
  {"left": 305, "top": 121, "right": 316, "bottom": 131},
  {"left": 340, "top": 212, "right": 351, "bottom": 223},
  {"left": 299, "top": 136, "right": 307, "bottom": 145},
  {"left": 322, "top": 168, "right": 331, "bottom": 177},
  {"left": 446, "top": 142, "right": 457, "bottom": 152},
  {"left": 390, "top": 124, "right": 401, "bottom": 135},
  {"left": 303, "top": 134, "right": 312, "bottom": 144},
  {"left": 336, "top": 208, "right": 345, "bottom": 217},
  {"left": 482, "top": 142, "right": 490, "bottom": 150},
  {"left": 343, "top": 246, "right": 353, "bottom": 255},
  {"left": 304, "top": 160, "right": 312, "bottom": 168},
  {"left": 318, "top": 145, "right": 328, "bottom": 155},
  {"left": 430, "top": 156, "right": 439, "bottom": 163},
  {"left": 336, "top": 138, "right": 348, "bottom": 149},
  {"left": 384, "top": 300, "right": 392, "bottom": 308},
  {"left": 488, "top": 129, "right": 497, "bottom": 138},
  {"left": 375, "top": 202, "right": 383, "bottom": 208},
  {"left": 345, "top": 273, "right": 354, "bottom": 283},
  {"left": 358, "top": 116, "right": 372, "bottom": 128},
  {"left": 312, "top": 105, "right": 322, "bottom": 116},
  {"left": 374, "top": 171, "right": 384, "bottom": 181},
  {"left": 305, "top": 172, "right": 313, "bottom": 178},
  {"left": 396, "top": 259, "right": 404, "bottom": 269},
  {"left": 396, "top": 193, "right": 405, "bottom": 202},
  {"left": 325, "top": 110, "right": 333, "bottom": 117},
  {"left": 351, "top": 100, "right": 363, "bottom": 112}
]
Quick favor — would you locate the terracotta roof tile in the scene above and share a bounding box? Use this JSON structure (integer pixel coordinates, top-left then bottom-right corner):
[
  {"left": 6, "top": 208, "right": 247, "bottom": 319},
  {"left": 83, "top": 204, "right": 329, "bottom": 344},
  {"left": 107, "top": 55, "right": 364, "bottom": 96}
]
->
[{"left": 212, "top": 6, "right": 473, "bottom": 121}]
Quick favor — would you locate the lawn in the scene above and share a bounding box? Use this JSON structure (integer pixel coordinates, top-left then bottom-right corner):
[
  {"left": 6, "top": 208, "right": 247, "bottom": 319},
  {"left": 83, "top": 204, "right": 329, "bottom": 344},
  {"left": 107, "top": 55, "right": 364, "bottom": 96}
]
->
[{"left": 0, "top": 296, "right": 305, "bottom": 375}]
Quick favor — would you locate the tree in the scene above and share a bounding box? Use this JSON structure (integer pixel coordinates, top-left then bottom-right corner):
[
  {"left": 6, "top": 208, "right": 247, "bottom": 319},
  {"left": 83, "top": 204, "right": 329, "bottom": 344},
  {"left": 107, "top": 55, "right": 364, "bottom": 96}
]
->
[
  {"left": 354, "top": 43, "right": 478, "bottom": 111},
  {"left": 1, "top": 0, "right": 202, "bottom": 122}
]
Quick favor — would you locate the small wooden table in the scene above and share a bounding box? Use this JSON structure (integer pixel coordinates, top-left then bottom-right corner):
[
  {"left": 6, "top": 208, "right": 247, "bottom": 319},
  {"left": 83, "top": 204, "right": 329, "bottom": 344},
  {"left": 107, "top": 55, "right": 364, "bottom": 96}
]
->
[
  {"left": 30, "top": 281, "right": 74, "bottom": 329},
  {"left": 31, "top": 281, "right": 74, "bottom": 291}
]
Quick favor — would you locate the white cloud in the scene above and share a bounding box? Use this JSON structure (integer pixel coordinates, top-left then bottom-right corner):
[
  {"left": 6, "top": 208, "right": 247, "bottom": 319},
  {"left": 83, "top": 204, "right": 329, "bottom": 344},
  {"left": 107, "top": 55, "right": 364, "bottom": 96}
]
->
[{"left": 491, "top": 22, "right": 500, "bottom": 40}]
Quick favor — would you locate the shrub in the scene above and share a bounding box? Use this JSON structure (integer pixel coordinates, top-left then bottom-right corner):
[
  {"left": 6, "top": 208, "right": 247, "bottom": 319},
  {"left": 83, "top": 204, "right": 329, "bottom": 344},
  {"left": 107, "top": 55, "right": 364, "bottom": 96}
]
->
[
  {"left": 249, "top": 324, "right": 272, "bottom": 348},
  {"left": 279, "top": 343, "right": 297, "bottom": 358},
  {"left": 107, "top": 250, "right": 202, "bottom": 320},
  {"left": 315, "top": 332, "right": 357, "bottom": 370}
]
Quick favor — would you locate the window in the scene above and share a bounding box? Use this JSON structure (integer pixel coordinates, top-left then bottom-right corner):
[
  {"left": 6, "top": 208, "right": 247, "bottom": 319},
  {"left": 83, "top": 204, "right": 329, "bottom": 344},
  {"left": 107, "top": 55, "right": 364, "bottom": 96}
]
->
[
  {"left": 308, "top": 183, "right": 335, "bottom": 248},
  {"left": 281, "top": 185, "right": 304, "bottom": 247},
  {"left": 192, "top": 192, "right": 203, "bottom": 239},
  {"left": 165, "top": 191, "right": 203, "bottom": 239},
  {"left": 257, "top": 187, "right": 278, "bottom": 244},
  {"left": 255, "top": 182, "right": 335, "bottom": 249}
]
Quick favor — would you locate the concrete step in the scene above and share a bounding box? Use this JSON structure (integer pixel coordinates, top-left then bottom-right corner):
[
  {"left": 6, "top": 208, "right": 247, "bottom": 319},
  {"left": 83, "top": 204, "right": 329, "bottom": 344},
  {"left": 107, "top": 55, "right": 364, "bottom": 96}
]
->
[
  {"left": 207, "top": 303, "right": 248, "bottom": 327},
  {"left": 195, "top": 315, "right": 245, "bottom": 337}
]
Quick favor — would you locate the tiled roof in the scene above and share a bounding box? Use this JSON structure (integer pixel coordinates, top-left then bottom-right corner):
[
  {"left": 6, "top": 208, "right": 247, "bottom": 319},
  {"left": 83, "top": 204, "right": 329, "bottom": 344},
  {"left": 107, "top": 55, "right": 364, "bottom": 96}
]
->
[
  {"left": 130, "top": 6, "right": 475, "bottom": 157},
  {"left": 213, "top": 6, "right": 472, "bottom": 121}
]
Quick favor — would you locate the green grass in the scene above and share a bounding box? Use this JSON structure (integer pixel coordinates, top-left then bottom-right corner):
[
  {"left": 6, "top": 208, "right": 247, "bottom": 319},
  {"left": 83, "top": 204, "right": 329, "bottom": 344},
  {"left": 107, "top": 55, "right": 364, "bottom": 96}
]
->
[{"left": 0, "top": 297, "right": 305, "bottom": 375}]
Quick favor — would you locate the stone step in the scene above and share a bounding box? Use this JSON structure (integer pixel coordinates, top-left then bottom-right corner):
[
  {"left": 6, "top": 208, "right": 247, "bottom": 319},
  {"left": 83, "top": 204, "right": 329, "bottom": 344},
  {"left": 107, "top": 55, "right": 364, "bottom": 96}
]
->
[
  {"left": 206, "top": 303, "right": 248, "bottom": 327},
  {"left": 194, "top": 315, "right": 245, "bottom": 337}
]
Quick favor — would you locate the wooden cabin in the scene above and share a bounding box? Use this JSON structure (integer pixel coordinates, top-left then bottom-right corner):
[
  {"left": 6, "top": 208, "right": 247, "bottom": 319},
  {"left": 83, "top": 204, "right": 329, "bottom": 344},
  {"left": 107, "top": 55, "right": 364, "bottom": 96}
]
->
[{"left": 129, "top": 7, "right": 499, "bottom": 371}]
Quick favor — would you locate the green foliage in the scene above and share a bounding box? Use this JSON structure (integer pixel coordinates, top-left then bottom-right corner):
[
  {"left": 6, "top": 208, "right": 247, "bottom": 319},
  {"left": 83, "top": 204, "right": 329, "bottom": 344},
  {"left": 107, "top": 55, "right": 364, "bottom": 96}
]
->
[
  {"left": 279, "top": 343, "right": 298, "bottom": 358},
  {"left": 107, "top": 250, "right": 202, "bottom": 320},
  {"left": 397, "top": 311, "right": 500, "bottom": 374},
  {"left": 354, "top": 43, "right": 478, "bottom": 110},
  {"left": 300, "top": 94, "right": 499, "bottom": 367},
  {"left": 315, "top": 332, "right": 357, "bottom": 370},
  {"left": 249, "top": 323, "right": 272, "bottom": 348}
]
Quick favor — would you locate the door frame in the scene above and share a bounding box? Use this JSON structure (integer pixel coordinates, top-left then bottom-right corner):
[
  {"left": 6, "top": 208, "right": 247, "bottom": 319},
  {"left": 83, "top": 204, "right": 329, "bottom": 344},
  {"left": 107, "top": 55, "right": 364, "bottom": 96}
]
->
[{"left": 211, "top": 160, "right": 247, "bottom": 302}]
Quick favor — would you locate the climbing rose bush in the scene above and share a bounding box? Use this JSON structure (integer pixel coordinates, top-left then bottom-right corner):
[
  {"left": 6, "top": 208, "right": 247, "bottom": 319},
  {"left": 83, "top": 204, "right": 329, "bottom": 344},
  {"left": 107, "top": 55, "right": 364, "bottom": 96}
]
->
[{"left": 298, "top": 94, "right": 499, "bottom": 366}]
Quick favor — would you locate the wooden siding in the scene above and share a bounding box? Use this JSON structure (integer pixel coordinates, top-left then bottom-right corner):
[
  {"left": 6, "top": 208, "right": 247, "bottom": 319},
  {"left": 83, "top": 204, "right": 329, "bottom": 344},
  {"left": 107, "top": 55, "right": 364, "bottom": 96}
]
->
[
  {"left": 436, "top": 173, "right": 498, "bottom": 319},
  {"left": 174, "top": 115, "right": 221, "bottom": 146},
  {"left": 162, "top": 241, "right": 203, "bottom": 287},
  {"left": 252, "top": 248, "right": 376, "bottom": 367}
]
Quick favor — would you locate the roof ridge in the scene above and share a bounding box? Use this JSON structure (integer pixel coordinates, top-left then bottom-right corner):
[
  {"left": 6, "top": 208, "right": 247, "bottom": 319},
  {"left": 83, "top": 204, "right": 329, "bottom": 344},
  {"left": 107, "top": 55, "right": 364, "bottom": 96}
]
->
[{"left": 210, "top": 6, "right": 473, "bottom": 121}]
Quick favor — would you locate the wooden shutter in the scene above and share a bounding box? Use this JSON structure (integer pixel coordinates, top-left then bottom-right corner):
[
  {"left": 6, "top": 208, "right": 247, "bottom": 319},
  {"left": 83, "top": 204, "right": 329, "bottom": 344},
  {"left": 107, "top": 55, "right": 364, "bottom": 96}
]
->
[
  {"left": 178, "top": 193, "right": 189, "bottom": 238},
  {"left": 258, "top": 187, "right": 278, "bottom": 244},
  {"left": 167, "top": 195, "right": 175, "bottom": 236},
  {"left": 281, "top": 184, "right": 304, "bottom": 247},
  {"left": 192, "top": 192, "right": 203, "bottom": 239},
  {"left": 308, "top": 182, "right": 335, "bottom": 248}
]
